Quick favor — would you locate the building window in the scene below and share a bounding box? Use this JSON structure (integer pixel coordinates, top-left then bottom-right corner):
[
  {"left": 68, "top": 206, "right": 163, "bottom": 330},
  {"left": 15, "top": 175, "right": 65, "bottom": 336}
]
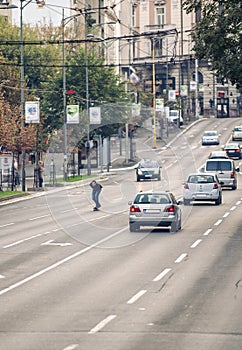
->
[
  {"left": 156, "top": 6, "right": 165, "bottom": 26},
  {"left": 131, "top": 4, "right": 136, "bottom": 28},
  {"left": 154, "top": 38, "right": 163, "bottom": 57}
]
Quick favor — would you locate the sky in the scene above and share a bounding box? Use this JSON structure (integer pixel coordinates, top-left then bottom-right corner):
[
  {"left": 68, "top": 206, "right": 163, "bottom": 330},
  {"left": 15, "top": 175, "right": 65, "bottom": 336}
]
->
[{"left": 12, "top": 0, "right": 71, "bottom": 26}]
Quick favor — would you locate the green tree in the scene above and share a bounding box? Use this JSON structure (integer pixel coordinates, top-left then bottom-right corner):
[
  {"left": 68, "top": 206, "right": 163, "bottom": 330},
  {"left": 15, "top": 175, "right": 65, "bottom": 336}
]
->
[{"left": 183, "top": 0, "right": 242, "bottom": 89}]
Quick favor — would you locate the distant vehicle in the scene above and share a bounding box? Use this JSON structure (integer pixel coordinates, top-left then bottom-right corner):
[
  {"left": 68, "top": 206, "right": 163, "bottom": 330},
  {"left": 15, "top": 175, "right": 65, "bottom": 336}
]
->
[
  {"left": 135, "top": 159, "right": 161, "bottom": 182},
  {"left": 129, "top": 191, "right": 182, "bottom": 232},
  {"left": 222, "top": 143, "right": 242, "bottom": 159},
  {"left": 167, "top": 110, "right": 183, "bottom": 126},
  {"left": 232, "top": 126, "right": 242, "bottom": 141},
  {"left": 202, "top": 158, "right": 239, "bottom": 190},
  {"left": 201, "top": 131, "right": 220, "bottom": 145},
  {"left": 183, "top": 173, "right": 222, "bottom": 205},
  {"left": 208, "top": 151, "right": 228, "bottom": 159}
]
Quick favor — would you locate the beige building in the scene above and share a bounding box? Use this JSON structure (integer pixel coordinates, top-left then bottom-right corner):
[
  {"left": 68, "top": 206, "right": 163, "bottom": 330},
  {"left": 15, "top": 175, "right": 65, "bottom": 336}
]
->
[{"left": 70, "top": 0, "right": 239, "bottom": 118}]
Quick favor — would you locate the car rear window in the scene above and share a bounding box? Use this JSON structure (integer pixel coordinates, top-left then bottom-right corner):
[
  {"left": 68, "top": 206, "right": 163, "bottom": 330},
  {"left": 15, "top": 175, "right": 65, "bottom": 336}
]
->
[
  {"left": 134, "top": 194, "right": 170, "bottom": 204},
  {"left": 188, "top": 175, "right": 214, "bottom": 183},
  {"left": 206, "top": 161, "right": 232, "bottom": 171}
]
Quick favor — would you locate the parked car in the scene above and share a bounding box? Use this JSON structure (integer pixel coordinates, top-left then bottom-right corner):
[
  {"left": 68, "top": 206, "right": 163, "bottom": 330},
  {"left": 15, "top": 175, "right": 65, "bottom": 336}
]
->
[
  {"left": 201, "top": 131, "right": 220, "bottom": 145},
  {"left": 202, "top": 158, "right": 239, "bottom": 190},
  {"left": 129, "top": 191, "right": 182, "bottom": 232},
  {"left": 222, "top": 143, "right": 242, "bottom": 159},
  {"left": 183, "top": 173, "right": 222, "bottom": 205},
  {"left": 208, "top": 150, "right": 228, "bottom": 159},
  {"left": 232, "top": 126, "right": 242, "bottom": 141},
  {"left": 135, "top": 159, "right": 161, "bottom": 182}
]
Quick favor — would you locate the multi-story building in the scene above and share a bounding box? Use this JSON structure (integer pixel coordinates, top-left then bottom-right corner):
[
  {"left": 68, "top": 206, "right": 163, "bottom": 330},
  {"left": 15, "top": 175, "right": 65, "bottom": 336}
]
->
[
  {"left": 0, "top": 1, "right": 15, "bottom": 22},
  {"left": 70, "top": 0, "right": 239, "bottom": 119}
]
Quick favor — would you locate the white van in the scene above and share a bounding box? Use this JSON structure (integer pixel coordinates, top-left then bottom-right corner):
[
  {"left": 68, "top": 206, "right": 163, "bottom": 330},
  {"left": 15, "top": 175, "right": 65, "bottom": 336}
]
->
[
  {"left": 167, "top": 110, "right": 183, "bottom": 126},
  {"left": 203, "top": 159, "right": 239, "bottom": 190}
]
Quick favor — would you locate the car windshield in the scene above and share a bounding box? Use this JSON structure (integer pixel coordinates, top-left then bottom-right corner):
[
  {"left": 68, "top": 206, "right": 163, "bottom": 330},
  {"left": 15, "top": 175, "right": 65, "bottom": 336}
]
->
[
  {"left": 188, "top": 175, "right": 214, "bottom": 183},
  {"left": 204, "top": 131, "right": 217, "bottom": 136},
  {"left": 234, "top": 127, "right": 242, "bottom": 131},
  {"left": 140, "top": 161, "right": 158, "bottom": 168},
  {"left": 206, "top": 161, "right": 232, "bottom": 171},
  {"left": 134, "top": 193, "right": 171, "bottom": 204},
  {"left": 225, "top": 144, "right": 238, "bottom": 149}
]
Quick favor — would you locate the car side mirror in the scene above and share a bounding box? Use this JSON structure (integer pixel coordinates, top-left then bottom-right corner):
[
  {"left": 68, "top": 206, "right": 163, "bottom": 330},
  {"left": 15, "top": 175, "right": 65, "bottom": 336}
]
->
[
  {"left": 235, "top": 167, "right": 240, "bottom": 172},
  {"left": 177, "top": 200, "right": 183, "bottom": 205},
  {"left": 219, "top": 181, "right": 224, "bottom": 185},
  {"left": 200, "top": 166, "right": 205, "bottom": 172},
  {"left": 128, "top": 201, "right": 132, "bottom": 205}
]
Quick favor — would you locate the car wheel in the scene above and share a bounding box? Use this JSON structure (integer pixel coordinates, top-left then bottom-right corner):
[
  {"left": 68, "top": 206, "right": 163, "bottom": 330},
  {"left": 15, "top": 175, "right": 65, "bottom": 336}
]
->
[
  {"left": 232, "top": 183, "right": 237, "bottom": 190},
  {"left": 129, "top": 223, "right": 140, "bottom": 232},
  {"left": 170, "top": 220, "right": 179, "bottom": 233},
  {"left": 137, "top": 177, "right": 140, "bottom": 182},
  {"left": 183, "top": 199, "right": 190, "bottom": 206},
  {"left": 215, "top": 194, "right": 222, "bottom": 205},
  {"left": 157, "top": 174, "right": 161, "bottom": 181}
]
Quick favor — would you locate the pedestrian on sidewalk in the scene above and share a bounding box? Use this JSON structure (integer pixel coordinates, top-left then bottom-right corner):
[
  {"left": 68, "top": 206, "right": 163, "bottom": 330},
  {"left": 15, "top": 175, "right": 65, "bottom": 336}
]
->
[
  {"left": 36, "top": 160, "right": 44, "bottom": 188},
  {"left": 90, "top": 180, "right": 102, "bottom": 211}
]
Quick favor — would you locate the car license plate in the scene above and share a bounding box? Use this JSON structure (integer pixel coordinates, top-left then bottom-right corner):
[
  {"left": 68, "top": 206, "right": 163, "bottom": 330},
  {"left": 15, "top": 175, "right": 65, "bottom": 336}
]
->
[
  {"left": 196, "top": 194, "right": 207, "bottom": 198},
  {"left": 145, "top": 174, "right": 152, "bottom": 177},
  {"left": 144, "top": 209, "right": 160, "bottom": 213},
  {"left": 228, "top": 150, "right": 234, "bottom": 153}
]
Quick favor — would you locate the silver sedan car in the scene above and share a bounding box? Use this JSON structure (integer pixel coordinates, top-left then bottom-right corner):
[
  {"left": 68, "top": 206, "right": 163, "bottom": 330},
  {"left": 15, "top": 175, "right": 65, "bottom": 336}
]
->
[{"left": 129, "top": 191, "right": 182, "bottom": 232}]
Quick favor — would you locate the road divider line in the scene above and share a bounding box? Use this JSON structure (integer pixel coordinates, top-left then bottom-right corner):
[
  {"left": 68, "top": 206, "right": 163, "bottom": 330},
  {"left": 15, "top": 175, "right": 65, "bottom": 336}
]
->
[
  {"left": 88, "top": 315, "right": 116, "bottom": 334},
  {"left": 153, "top": 268, "right": 171, "bottom": 282},
  {"left": 175, "top": 253, "right": 187, "bottom": 263},
  {"left": 29, "top": 214, "right": 50, "bottom": 221},
  {"left": 0, "top": 223, "right": 14, "bottom": 228},
  {"left": 236, "top": 200, "right": 241, "bottom": 205},
  {"left": 3, "top": 232, "right": 50, "bottom": 249},
  {"left": 127, "top": 290, "right": 147, "bottom": 304},
  {"left": 0, "top": 227, "right": 128, "bottom": 296},
  {"left": 0, "top": 275, "right": 5, "bottom": 279},
  {"left": 190, "top": 239, "right": 202, "bottom": 248},
  {"left": 214, "top": 219, "right": 222, "bottom": 226},
  {"left": 203, "top": 229, "right": 212, "bottom": 236},
  {"left": 230, "top": 206, "right": 236, "bottom": 211},
  {"left": 63, "top": 345, "right": 78, "bottom": 350},
  {"left": 223, "top": 212, "right": 230, "bottom": 218}
]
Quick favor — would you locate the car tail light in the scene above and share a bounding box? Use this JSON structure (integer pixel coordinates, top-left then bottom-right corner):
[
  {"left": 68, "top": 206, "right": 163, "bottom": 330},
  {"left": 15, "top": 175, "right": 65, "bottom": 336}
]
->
[
  {"left": 231, "top": 171, "right": 235, "bottom": 178},
  {"left": 130, "top": 205, "right": 141, "bottom": 213},
  {"left": 164, "top": 205, "right": 175, "bottom": 213},
  {"left": 213, "top": 182, "right": 218, "bottom": 189},
  {"left": 236, "top": 149, "right": 241, "bottom": 153},
  {"left": 184, "top": 182, "right": 189, "bottom": 189}
]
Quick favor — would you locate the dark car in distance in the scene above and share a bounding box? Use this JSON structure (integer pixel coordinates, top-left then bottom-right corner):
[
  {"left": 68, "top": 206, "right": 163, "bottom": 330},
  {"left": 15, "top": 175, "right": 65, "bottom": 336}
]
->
[
  {"left": 222, "top": 143, "right": 242, "bottom": 159},
  {"left": 135, "top": 159, "right": 161, "bottom": 182}
]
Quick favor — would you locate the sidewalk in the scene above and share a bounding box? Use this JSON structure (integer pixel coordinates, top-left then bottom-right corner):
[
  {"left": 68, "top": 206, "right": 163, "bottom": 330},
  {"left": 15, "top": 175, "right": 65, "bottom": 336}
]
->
[{"left": 1, "top": 118, "right": 202, "bottom": 202}]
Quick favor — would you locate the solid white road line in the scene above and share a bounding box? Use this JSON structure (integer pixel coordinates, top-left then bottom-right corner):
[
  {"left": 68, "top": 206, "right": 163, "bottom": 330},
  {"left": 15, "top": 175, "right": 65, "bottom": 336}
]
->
[
  {"left": 127, "top": 290, "right": 147, "bottom": 304},
  {"left": 153, "top": 268, "right": 171, "bottom": 282},
  {"left": 0, "top": 227, "right": 128, "bottom": 296},
  {"left": 88, "top": 315, "right": 117, "bottom": 334}
]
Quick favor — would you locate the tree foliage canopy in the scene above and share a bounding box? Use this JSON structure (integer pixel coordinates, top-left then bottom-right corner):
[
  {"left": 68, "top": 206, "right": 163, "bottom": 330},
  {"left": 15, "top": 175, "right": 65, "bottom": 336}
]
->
[{"left": 183, "top": 0, "right": 242, "bottom": 89}]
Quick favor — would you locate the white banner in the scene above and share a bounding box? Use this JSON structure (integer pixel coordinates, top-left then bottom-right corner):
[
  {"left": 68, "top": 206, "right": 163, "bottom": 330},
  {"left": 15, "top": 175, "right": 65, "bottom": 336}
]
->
[
  {"left": 168, "top": 90, "right": 176, "bottom": 101},
  {"left": 25, "top": 101, "right": 40, "bottom": 123},
  {"left": 67, "top": 105, "right": 79, "bottom": 124},
  {"left": 90, "top": 107, "right": 101, "bottom": 124}
]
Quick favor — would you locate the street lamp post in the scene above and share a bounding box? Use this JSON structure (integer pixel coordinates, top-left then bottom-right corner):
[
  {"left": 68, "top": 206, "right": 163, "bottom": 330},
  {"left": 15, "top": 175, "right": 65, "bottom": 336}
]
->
[
  {"left": 19, "top": 0, "right": 45, "bottom": 191},
  {"left": 85, "top": 12, "right": 91, "bottom": 176},
  {"left": 62, "top": 8, "right": 68, "bottom": 181}
]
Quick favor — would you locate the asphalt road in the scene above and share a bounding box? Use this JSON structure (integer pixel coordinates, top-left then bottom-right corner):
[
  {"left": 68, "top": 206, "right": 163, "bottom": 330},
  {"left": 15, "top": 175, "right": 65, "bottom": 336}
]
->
[{"left": 0, "top": 117, "right": 242, "bottom": 350}]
